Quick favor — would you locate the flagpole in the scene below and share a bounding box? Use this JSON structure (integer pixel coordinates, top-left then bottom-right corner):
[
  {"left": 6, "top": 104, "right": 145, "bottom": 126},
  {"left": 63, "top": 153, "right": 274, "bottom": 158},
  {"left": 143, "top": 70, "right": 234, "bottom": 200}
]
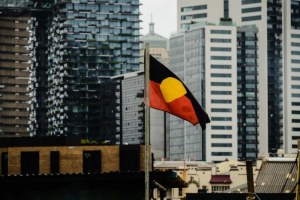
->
[{"left": 144, "top": 44, "right": 150, "bottom": 200}]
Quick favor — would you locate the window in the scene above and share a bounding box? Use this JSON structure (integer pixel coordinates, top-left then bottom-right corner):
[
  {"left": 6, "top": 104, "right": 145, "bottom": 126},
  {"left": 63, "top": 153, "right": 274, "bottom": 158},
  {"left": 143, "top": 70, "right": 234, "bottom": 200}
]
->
[
  {"left": 83, "top": 151, "right": 101, "bottom": 174},
  {"left": 211, "top": 38, "right": 231, "bottom": 43},
  {"left": 292, "top": 51, "right": 300, "bottom": 55},
  {"left": 211, "top": 91, "right": 232, "bottom": 95},
  {"left": 211, "top": 73, "right": 232, "bottom": 78},
  {"left": 242, "top": 7, "right": 261, "bottom": 13},
  {"left": 292, "top": 59, "right": 300, "bottom": 64},
  {"left": 212, "top": 143, "right": 232, "bottom": 147},
  {"left": 211, "top": 117, "right": 232, "bottom": 121},
  {"left": 211, "top": 47, "right": 231, "bottom": 51},
  {"left": 292, "top": 34, "right": 300, "bottom": 38},
  {"left": 1, "top": 152, "right": 8, "bottom": 176},
  {"left": 291, "top": 42, "right": 300, "bottom": 47},
  {"left": 21, "top": 151, "right": 39, "bottom": 175},
  {"left": 211, "top": 152, "right": 232, "bottom": 156},
  {"left": 211, "top": 82, "right": 232, "bottom": 86},
  {"left": 292, "top": 128, "right": 300, "bottom": 131},
  {"left": 292, "top": 68, "right": 300, "bottom": 72},
  {"left": 210, "top": 30, "right": 231, "bottom": 34},
  {"left": 292, "top": 119, "right": 300, "bottom": 123},
  {"left": 211, "top": 134, "right": 232, "bottom": 138},
  {"left": 242, "top": 0, "right": 261, "bottom": 5},
  {"left": 242, "top": 15, "right": 261, "bottom": 22},
  {"left": 211, "top": 64, "right": 231, "bottom": 69},
  {"left": 292, "top": 136, "right": 300, "bottom": 140},
  {"left": 181, "top": 13, "right": 207, "bottom": 20},
  {"left": 120, "top": 145, "right": 140, "bottom": 172},
  {"left": 212, "top": 185, "right": 230, "bottom": 192},
  {"left": 181, "top": 5, "right": 207, "bottom": 12},
  {"left": 50, "top": 151, "right": 60, "bottom": 174},
  {"left": 292, "top": 93, "right": 300, "bottom": 97},
  {"left": 211, "top": 126, "right": 232, "bottom": 130},
  {"left": 211, "top": 108, "right": 232, "bottom": 112},
  {"left": 211, "top": 56, "right": 231, "bottom": 60},
  {"left": 211, "top": 99, "right": 232, "bottom": 104},
  {"left": 292, "top": 76, "right": 300, "bottom": 81}
]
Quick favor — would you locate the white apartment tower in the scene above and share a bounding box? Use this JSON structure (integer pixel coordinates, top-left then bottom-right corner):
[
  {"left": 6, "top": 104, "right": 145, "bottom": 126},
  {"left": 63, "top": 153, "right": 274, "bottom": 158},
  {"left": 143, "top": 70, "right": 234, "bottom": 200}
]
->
[
  {"left": 169, "top": 23, "right": 238, "bottom": 162},
  {"left": 177, "top": 0, "right": 300, "bottom": 156}
]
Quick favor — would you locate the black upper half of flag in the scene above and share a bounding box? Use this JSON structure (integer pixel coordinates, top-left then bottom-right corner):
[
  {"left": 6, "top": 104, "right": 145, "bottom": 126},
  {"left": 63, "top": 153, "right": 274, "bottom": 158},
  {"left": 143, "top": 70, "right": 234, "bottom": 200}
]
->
[{"left": 149, "top": 55, "right": 210, "bottom": 130}]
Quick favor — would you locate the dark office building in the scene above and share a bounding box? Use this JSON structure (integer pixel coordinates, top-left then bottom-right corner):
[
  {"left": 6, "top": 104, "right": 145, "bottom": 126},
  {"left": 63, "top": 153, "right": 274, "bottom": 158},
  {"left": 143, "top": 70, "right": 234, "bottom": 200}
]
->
[{"left": 237, "top": 26, "right": 259, "bottom": 161}]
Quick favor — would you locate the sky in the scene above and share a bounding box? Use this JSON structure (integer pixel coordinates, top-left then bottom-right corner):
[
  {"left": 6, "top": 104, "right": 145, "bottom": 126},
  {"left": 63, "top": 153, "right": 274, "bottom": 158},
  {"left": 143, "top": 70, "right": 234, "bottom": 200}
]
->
[{"left": 140, "top": 0, "right": 177, "bottom": 38}]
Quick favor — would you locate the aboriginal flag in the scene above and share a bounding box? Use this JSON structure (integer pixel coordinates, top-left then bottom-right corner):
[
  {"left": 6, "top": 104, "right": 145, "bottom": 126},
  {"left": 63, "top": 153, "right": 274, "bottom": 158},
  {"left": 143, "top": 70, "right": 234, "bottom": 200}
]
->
[{"left": 149, "top": 56, "right": 210, "bottom": 130}]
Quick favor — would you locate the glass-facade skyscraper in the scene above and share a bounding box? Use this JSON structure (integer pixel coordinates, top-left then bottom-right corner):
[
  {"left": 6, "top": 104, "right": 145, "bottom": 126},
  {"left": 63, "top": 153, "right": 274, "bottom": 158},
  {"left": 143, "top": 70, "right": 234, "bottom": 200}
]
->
[
  {"left": 237, "top": 26, "right": 259, "bottom": 161},
  {"left": 0, "top": 0, "right": 141, "bottom": 141}
]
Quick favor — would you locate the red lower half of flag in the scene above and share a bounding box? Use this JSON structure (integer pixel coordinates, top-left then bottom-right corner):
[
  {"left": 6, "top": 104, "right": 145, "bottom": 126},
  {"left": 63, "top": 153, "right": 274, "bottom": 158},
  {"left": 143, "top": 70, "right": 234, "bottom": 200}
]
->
[{"left": 149, "top": 81, "right": 199, "bottom": 125}]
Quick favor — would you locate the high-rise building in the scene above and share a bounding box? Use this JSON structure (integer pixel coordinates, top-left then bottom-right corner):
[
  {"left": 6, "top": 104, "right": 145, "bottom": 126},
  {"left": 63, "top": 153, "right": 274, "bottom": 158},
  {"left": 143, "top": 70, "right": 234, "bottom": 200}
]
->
[
  {"left": 176, "top": 0, "right": 300, "bottom": 157},
  {"left": 0, "top": 1, "right": 32, "bottom": 137},
  {"left": 26, "top": 0, "right": 141, "bottom": 138},
  {"left": 169, "top": 22, "right": 239, "bottom": 162},
  {"left": 237, "top": 25, "right": 259, "bottom": 161},
  {"left": 110, "top": 22, "right": 170, "bottom": 160}
]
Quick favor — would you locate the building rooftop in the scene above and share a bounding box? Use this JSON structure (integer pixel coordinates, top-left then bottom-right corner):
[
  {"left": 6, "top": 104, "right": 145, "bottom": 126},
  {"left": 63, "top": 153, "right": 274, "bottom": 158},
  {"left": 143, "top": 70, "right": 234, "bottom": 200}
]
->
[
  {"left": 154, "top": 160, "right": 213, "bottom": 170},
  {"left": 255, "top": 158, "right": 297, "bottom": 193},
  {"left": 210, "top": 175, "right": 232, "bottom": 184}
]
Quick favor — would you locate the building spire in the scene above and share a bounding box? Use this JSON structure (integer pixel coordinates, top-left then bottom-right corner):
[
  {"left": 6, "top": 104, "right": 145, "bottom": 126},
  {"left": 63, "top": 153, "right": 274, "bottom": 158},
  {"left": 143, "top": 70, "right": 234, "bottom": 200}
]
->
[{"left": 149, "top": 14, "right": 154, "bottom": 34}]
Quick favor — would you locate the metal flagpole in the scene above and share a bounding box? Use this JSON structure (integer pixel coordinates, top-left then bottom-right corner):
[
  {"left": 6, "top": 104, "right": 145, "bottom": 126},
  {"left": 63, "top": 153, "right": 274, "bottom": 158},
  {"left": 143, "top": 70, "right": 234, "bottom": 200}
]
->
[{"left": 144, "top": 44, "right": 150, "bottom": 200}]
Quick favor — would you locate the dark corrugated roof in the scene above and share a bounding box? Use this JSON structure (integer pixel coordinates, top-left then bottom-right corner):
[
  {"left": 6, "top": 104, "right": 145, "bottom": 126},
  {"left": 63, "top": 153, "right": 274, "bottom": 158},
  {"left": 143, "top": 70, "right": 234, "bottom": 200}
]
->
[
  {"left": 0, "top": 171, "right": 187, "bottom": 189},
  {"left": 255, "top": 160, "right": 297, "bottom": 193},
  {"left": 210, "top": 175, "right": 232, "bottom": 184}
]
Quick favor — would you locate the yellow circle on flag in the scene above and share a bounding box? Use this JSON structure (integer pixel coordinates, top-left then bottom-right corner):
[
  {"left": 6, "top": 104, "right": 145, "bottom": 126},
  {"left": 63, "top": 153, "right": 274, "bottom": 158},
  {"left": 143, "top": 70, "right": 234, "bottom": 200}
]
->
[{"left": 160, "top": 77, "right": 187, "bottom": 103}]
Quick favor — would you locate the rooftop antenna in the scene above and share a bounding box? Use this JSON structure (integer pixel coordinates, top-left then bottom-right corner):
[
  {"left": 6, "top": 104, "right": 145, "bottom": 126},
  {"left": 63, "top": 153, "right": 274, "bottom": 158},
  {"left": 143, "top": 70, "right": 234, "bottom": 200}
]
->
[{"left": 149, "top": 14, "right": 154, "bottom": 34}]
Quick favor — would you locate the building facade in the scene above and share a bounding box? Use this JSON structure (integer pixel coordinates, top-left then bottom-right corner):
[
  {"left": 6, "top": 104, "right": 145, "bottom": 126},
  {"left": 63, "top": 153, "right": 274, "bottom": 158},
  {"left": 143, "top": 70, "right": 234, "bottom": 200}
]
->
[
  {"left": 0, "top": 0, "right": 140, "bottom": 139},
  {"left": 0, "top": 1, "right": 32, "bottom": 137},
  {"left": 176, "top": 0, "right": 300, "bottom": 158},
  {"left": 237, "top": 26, "right": 259, "bottom": 161},
  {"left": 112, "top": 70, "right": 168, "bottom": 160},
  {"left": 169, "top": 22, "right": 239, "bottom": 162}
]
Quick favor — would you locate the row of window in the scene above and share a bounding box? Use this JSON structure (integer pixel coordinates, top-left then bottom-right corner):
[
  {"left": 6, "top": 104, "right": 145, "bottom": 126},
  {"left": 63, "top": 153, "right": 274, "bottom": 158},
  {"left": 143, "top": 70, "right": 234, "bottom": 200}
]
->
[
  {"left": 211, "top": 134, "right": 232, "bottom": 138},
  {"left": 242, "top": 15, "right": 261, "bottom": 22},
  {"left": 211, "top": 152, "right": 232, "bottom": 156},
  {"left": 211, "top": 99, "right": 232, "bottom": 104},
  {"left": 180, "top": 5, "right": 207, "bottom": 12},
  {"left": 211, "top": 38, "right": 231, "bottom": 43},
  {"left": 212, "top": 186, "right": 230, "bottom": 192},
  {"left": 211, "top": 91, "right": 232, "bottom": 95},
  {"left": 211, "top": 82, "right": 232, "bottom": 86},
  {"left": 242, "top": 7, "right": 261, "bottom": 13},
  {"left": 242, "top": 0, "right": 261, "bottom": 5},
  {"left": 211, "top": 56, "right": 232, "bottom": 60},
  {"left": 211, "top": 73, "right": 232, "bottom": 78},
  {"left": 210, "top": 30, "right": 231, "bottom": 34},
  {"left": 211, "top": 126, "right": 232, "bottom": 130},
  {"left": 211, "top": 117, "right": 232, "bottom": 121},
  {"left": 211, "top": 47, "right": 232, "bottom": 52},
  {"left": 292, "top": 34, "right": 300, "bottom": 38},
  {"left": 211, "top": 64, "right": 232, "bottom": 69},
  {"left": 211, "top": 108, "right": 232, "bottom": 112},
  {"left": 181, "top": 13, "right": 207, "bottom": 20},
  {"left": 292, "top": 51, "right": 300, "bottom": 55}
]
